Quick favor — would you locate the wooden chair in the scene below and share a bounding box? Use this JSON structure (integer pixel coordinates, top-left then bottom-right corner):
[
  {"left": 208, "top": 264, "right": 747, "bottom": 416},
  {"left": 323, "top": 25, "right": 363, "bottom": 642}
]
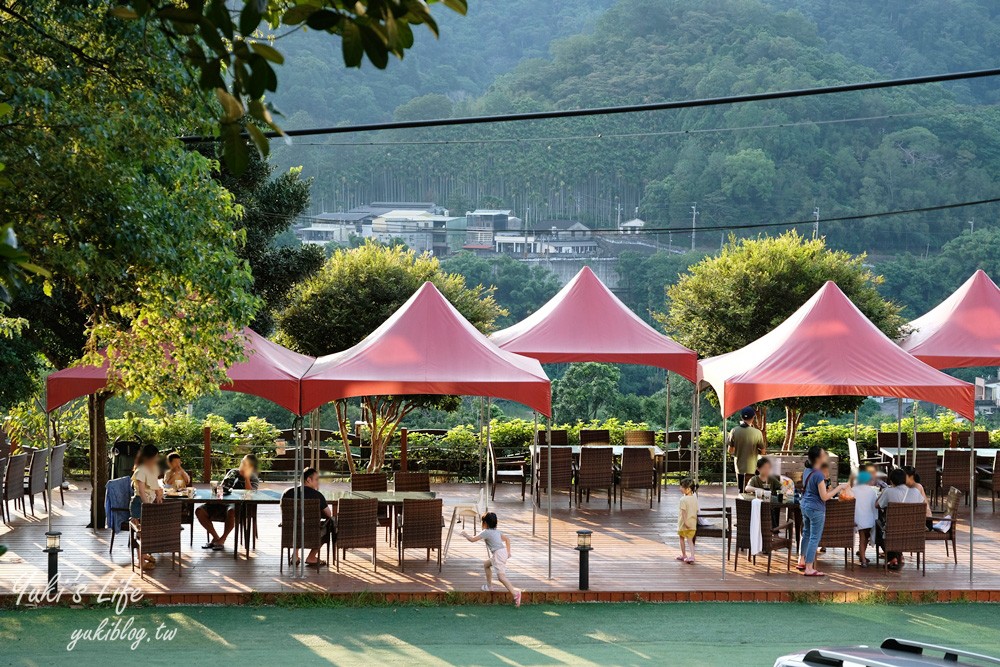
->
[
  {"left": 335, "top": 497, "right": 378, "bottom": 571},
  {"left": 580, "top": 429, "right": 610, "bottom": 446},
  {"left": 734, "top": 498, "right": 793, "bottom": 574},
  {"left": 352, "top": 472, "right": 392, "bottom": 540},
  {"left": 877, "top": 502, "right": 927, "bottom": 576},
  {"left": 819, "top": 499, "right": 856, "bottom": 568},
  {"left": 3, "top": 453, "right": 27, "bottom": 522},
  {"left": 624, "top": 430, "right": 655, "bottom": 447},
  {"left": 915, "top": 432, "right": 946, "bottom": 449},
  {"left": 905, "top": 450, "right": 938, "bottom": 499},
  {"left": 694, "top": 505, "right": 732, "bottom": 561},
  {"left": 575, "top": 446, "right": 613, "bottom": 508},
  {"left": 47, "top": 444, "right": 67, "bottom": 506},
  {"left": 951, "top": 431, "right": 989, "bottom": 449},
  {"left": 535, "top": 446, "right": 574, "bottom": 508},
  {"left": 396, "top": 498, "right": 443, "bottom": 572},
  {"left": 939, "top": 450, "right": 972, "bottom": 506},
  {"left": 977, "top": 452, "right": 1000, "bottom": 512},
  {"left": 279, "top": 497, "right": 330, "bottom": 572},
  {"left": 487, "top": 439, "right": 527, "bottom": 501},
  {"left": 394, "top": 471, "right": 431, "bottom": 492},
  {"left": 616, "top": 447, "right": 656, "bottom": 509},
  {"left": 23, "top": 447, "right": 48, "bottom": 517},
  {"left": 536, "top": 429, "right": 568, "bottom": 446},
  {"left": 877, "top": 431, "right": 909, "bottom": 451},
  {"left": 129, "top": 502, "right": 183, "bottom": 580},
  {"left": 927, "top": 486, "right": 962, "bottom": 564}
]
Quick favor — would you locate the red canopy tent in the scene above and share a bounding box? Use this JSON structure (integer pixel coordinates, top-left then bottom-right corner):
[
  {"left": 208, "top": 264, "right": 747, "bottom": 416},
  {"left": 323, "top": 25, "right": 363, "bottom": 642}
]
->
[
  {"left": 300, "top": 282, "right": 551, "bottom": 415},
  {"left": 46, "top": 328, "right": 314, "bottom": 414},
  {"left": 491, "top": 266, "right": 698, "bottom": 381},
  {"left": 900, "top": 269, "right": 1000, "bottom": 369},
  {"left": 698, "top": 281, "right": 975, "bottom": 419}
]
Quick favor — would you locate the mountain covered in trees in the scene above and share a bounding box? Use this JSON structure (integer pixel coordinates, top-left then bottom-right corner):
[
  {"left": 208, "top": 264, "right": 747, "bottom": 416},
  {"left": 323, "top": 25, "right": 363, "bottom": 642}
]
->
[{"left": 272, "top": 0, "right": 1000, "bottom": 256}]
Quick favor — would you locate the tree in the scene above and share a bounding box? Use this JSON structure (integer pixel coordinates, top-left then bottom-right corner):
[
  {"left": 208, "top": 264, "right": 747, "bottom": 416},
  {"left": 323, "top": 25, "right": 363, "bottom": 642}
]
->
[
  {"left": 662, "top": 232, "right": 905, "bottom": 449},
  {"left": 552, "top": 363, "right": 621, "bottom": 422},
  {"left": 275, "top": 240, "right": 504, "bottom": 471},
  {"left": 441, "top": 252, "right": 561, "bottom": 325}
]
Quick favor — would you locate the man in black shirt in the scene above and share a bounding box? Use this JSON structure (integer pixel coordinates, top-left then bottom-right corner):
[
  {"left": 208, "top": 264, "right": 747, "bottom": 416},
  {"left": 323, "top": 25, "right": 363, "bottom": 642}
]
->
[{"left": 282, "top": 467, "right": 334, "bottom": 567}]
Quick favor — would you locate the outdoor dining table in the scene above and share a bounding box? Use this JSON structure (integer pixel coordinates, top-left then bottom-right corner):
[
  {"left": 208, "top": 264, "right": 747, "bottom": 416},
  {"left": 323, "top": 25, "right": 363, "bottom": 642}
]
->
[
  {"left": 164, "top": 487, "right": 283, "bottom": 559},
  {"left": 528, "top": 444, "right": 667, "bottom": 502},
  {"left": 328, "top": 490, "right": 437, "bottom": 504},
  {"left": 879, "top": 447, "right": 999, "bottom": 465}
]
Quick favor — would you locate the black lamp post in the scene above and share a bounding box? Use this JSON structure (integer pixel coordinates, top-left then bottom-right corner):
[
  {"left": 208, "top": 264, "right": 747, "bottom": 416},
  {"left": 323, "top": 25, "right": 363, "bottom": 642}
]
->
[
  {"left": 44, "top": 531, "right": 62, "bottom": 596},
  {"left": 575, "top": 529, "right": 593, "bottom": 590}
]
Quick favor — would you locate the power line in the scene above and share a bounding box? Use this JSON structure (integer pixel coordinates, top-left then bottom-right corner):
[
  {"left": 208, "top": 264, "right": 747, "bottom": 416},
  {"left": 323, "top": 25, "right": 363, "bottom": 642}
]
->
[{"left": 181, "top": 66, "right": 1000, "bottom": 144}]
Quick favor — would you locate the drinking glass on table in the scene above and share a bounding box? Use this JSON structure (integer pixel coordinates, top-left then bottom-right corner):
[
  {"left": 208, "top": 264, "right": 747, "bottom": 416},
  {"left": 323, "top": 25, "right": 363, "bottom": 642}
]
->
[{"left": 210, "top": 480, "right": 218, "bottom": 495}]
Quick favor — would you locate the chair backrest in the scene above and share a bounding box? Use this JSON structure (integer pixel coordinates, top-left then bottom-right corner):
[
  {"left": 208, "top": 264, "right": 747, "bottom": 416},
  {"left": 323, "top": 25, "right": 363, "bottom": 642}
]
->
[
  {"left": 847, "top": 439, "right": 861, "bottom": 471},
  {"left": 820, "top": 499, "right": 855, "bottom": 548},
  {"left": 0, "top": 430, "right": 9, "bottom": 459},
  {"left": 877, "top": 431, "right": 909, "bottom": 449},
  {"left": 620, "top": 447, "right": 655, "bottom": 488},
  {"left": 943, "top": 486, "right": 963, "bottom": 517},
  {"left": 48, "top": 444, "right": 67, "bottom": 487},
  {"left": 537, "top": 429, "right": 568, "bottom": 446},
  {"left": 394, "top": 471, "right": 430, "bottom": 492},
  {"left": 884, "top": 502, "right": 927, "bottom": 552},
  {"left": 26, "top": 448, "right": 48, "bottom": 494},
  {"left": 736, "top": 498, "right": 778, "bottom": 550},
  {"left": 665, "top": 431, "right": 692, "bottom": 449},
  {"left": 399, "top": 498, "right": 443, "bottom": 548},
  {"left": 3, "top": 453, "right": 27, "bottom": 499},
  {"left": 915, "top": 432, "right": 946, "bottom": 449},
  {"left": 351, "top": 472, "right": 388, "bottom": 492},
  {"left": 993, "top": 453, "right": 1000, "bottom": 491},
  {"left": 941, "top": 450, "right": 972, "bottom": 489},
  {"left": 336, "top": 497, "right": 378, "bottom": 549},
  {"left": 280, "top": 497, "right": 324, "bottom": 549},
  {"left": 580, "top": 429, "right": 610, "bottom": 446},
  {"left": 905, "top": 450, "right": 938, "bottom": 489},
  {"left": 624, "top": 430, "right": 655, "bottom": 447},
  {"left": 137, "top": 502, "right": 183, "bottom": 554},
  {"left": 577, "top": 447, "right": 613, "bottom": 487},
  {"left": 537, "top": 446, "right": 573, "bottom": 490},
  {"left": 951, "top": 431, "right": 990, "bottom": 448}
]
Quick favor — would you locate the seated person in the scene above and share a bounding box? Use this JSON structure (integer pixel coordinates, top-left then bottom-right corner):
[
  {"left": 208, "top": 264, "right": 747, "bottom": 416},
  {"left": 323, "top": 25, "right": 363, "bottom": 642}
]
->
[
  {"left": 877, "top": 467, "right": 924, "bottom": 569},
  {"left": 162, "top": 452, "right": 191, "bottom": 489},
  {"left": 282, "top": 467, "right": 334, "bottom": 567},
  {"left": 865, "top": 463, "right": 889, "bottom": 490},
  {"left": 852, "top": 469, "right": 878, "bottom": 567},
  {"left": 902, "top": 465, "right": 933, "bottom": 527},
  {"left": 745, "top": 457, "right": 782, "bottom": 494},
  {"left": 196, "top": 454, "right": 259, "bottom": 551}
]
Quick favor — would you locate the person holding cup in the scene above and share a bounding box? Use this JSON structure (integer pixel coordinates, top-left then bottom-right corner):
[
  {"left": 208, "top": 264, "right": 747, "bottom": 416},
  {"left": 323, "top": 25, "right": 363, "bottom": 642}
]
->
[
  {"left": 162, "top": 452, "right": 191, "bottom": 489},
  {"left": 796, "top": 446, "right": 848, "bottom": 577}
]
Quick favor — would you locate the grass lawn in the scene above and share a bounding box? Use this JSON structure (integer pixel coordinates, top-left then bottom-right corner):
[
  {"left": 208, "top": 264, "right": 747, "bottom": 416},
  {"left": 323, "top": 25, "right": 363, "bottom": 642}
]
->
[{"left": 1, "top": 602, "right": 997, "bottom": 666}]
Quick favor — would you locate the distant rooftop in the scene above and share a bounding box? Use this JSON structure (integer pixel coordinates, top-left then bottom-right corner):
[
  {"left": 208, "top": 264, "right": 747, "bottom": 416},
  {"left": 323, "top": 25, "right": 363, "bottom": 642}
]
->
[{"left": 467, "top": 209, "right": 512, "bottom": 216}]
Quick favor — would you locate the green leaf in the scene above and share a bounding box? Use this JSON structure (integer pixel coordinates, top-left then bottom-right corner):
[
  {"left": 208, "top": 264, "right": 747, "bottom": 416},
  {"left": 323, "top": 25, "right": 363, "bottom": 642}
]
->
[
  {"left": 109, "top": 6, "right": 139, "bottom": 19},
  {"left": 206, "top": 0, "right": 233, "bottom": 39},
  {"left": 239, "top": 2, "right": 261, "bottom": 36},
  {"left": 341, "top": 22, "right": 363, "bottom": 68},
  {"left": 155, "top": 6, "right": 202, "bottom": 23},
  {"left": 281, "top": 4, "right": 314, "bottom": 26},
  {"left": 249, "top": 42, "right": 284, "bottom": 64},
  {"left": 215, "top": 88, "right": 244, "bottom": 123},
  {"left": 0, "top": 103, "right": 11, "bottom": 118},
  {"left": 222, "top": 125, "right": 250, "bottom": 176},
  {"left": 306, "top": 9, "right": 342, "bottom": 31},
  {"left": 246, "top": 123, "right": 269, "bottom": 158},
  {"left": 246, "top": 55, "right": 268, "bottom": 98},
  {"left": 441, "top": 0, "right": 468, "bottom": 15},
  {"left": 360, "top": 26, "right": 389, "bottom": 69}
]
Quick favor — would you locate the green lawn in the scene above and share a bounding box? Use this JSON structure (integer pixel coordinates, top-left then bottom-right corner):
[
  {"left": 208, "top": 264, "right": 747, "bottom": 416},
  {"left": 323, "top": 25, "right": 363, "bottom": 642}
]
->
[{"left": 1, "top": 603, "right": 997, "bottom": 666}]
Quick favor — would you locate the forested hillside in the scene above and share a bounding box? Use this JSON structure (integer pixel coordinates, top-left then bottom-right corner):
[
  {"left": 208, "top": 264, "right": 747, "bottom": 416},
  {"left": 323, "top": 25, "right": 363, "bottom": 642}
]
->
[{"left": 273, "top": 0, "right": 1000, "bottom": 256}]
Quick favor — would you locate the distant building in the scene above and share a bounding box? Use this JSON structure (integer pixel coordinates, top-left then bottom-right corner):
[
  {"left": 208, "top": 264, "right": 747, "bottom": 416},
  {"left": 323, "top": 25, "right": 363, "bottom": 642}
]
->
[
  {"left": 495, "top": 219, "right": 597, "bottom": 256},
  {"left": 619, "top": 217, "right": 646, "bottom": 235},
  {"left": 464, "top": 209, "right": 512, "bottom": 254},
  {"left": 372, "top": 209, "right": 458, "bottom": 256},
  {"left": 297, "top": 202, "right": 441, "bottom": 247}
]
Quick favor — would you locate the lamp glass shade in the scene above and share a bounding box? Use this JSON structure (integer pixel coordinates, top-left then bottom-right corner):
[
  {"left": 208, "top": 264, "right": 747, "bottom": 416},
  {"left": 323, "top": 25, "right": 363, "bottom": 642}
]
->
[
  {"left": 576, "top": 529, "right": 592, "bottom": 549},
  {"left": 45, "top": 532, "right": 61, "bottom": 550}
]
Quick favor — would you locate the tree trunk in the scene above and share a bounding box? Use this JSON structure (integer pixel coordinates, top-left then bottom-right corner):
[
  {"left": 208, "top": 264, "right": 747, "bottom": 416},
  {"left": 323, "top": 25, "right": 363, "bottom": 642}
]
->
[
  {"left": 782, "top": 405, "right": 803, "bottom": 452},
  {"left": 89, "top": 391, "right": 110, "bottom": 529},
  {"left": 363, "top": 397, "right": 413, "bottom": 473},
  {"left": 751, "top": 409, "right": 768, "bottom": 449},
  {"left": 334, "top": 400, "right": 356, "bottom": 476}
]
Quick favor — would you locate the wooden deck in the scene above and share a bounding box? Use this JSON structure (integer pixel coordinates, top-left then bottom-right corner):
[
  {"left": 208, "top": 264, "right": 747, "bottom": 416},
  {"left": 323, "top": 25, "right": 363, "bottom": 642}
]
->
[{"left": 2, "top": 481, "right": 999, "bottom": 604}]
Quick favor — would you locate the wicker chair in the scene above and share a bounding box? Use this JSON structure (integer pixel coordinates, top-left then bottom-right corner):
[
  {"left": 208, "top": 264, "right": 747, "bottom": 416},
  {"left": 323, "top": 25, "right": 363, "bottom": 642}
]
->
[
  {"left": 818, "top": 499, "right": 856, "bottom": 567},
  {"left": 487, "top": 439, "right": 527, "bottom": 501},
  {"left": 694, "top": 506, "right": 732, "bottom": 561},
  {"left": 951, "top": 431, "right": 989, "bottom": 449},
  {"left": 905, "top": 450, "right": 938, "bottom": 500},
  {"left": 734, "top": 498, "right": 793, "bottom": 573},
  {"left": 877, "top": 431, "right": 909, "bottom": 451},
  {"left": 0, "top": 458, "right": 5, "bottom": 524},
  {"left": 47, "top": 444, "right": 67, "bottom": 506},
  {"left": 23, "top": 447, "right": 48, "bottom": 517},
  {"left": 396, "top": 498, "right": 443, "bottom": 572},
  {"left": 352, "top": 472, "right": 392, "bottom": 540},
  {"left": 3, "top": 453, "right": 27, "bottom": 522},
  {"left": 617, "top": 447, "right": 656, "bottom": 509},
  {"left": 394, "top": 472, "right": 431, "bottom": 492},
  {"left": 939, "top": 450, "right": 972, "bottom": 506},
  {"left": 624, "top": 430, "right": 655, "bottom": 447},
  {"left": 927, "top": 486, "right": 962, "bottom": 564},
  {"left": 129, "top": 502, "right": 183, "bottom": 579},
  {"left": 279, "top": 497, "right": 330, "bottom": 572},
  {"left": 335, "top": 497, "right": 378, "bottom": 571},
  {"left": 576, "top": 446, "right": 613, "bottom": 507},
  {"left": 536, "top": 429, "right": 569, "bottom": 446},
  {"left": 915, "top": 432, "right": 946, "bottom": 449},
  {"left": 877, "top": 502, "right": 927, "bottom": 575},
  {"left": 580, "top": 429, "right": 610, "bottom": 446},
  {"left": 535, "top": 446, "right": 574, "bottom": 508},
  {"left": 977, "top": 452, "right": 1000, "bottom": 512}
]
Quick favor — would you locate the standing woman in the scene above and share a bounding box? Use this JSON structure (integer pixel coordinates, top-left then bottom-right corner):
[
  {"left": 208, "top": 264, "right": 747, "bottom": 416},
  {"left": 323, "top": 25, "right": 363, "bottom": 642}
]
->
[
  {"left": 130, "top": 444, "right": 163, "bottom": 568},
  {"left": 796, "top": 446, "right": 848, "bottom": 577}
]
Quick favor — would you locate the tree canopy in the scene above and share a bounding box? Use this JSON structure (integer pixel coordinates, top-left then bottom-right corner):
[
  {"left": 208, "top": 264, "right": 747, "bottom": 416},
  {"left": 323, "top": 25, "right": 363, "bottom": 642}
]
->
[{"left": 440, "top": 252, "right": 561, "bottom": 326}]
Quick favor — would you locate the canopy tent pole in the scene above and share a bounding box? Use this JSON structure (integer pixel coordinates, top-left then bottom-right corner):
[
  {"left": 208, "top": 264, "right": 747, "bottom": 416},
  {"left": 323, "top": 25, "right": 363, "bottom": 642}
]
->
[
  {"left": 532, "top": 411, "right": 537, "bottom": 536},
  {"left": 970, "top": 421, "right": 976, "bottom": 584},
  {"left": 693, "top": 386, "right": 701, "bottom": 480},
  {"left": 484, "top": 398, "right": 492, "bottom": 511},
  {"left": 46, "top": 410, "right": 52, "bottom": 536},
  {"left": 293, "top": 414, "right": 305, "bottom": 578},
  {"left": 478, "top": 398, "right": 484, "bottom": 487},
  {"left": 853, "top": 409, "right": 859, "bottom": 441},
  {"left": 897, "top": 399, "right": 903, "bottom": 451},
  {"left": 911, "top": 400, "right": 919, "bottom": 467},
  {"left": 665, "top": 371, "right": 671, "bottom": 435},
  {"left": 547, "top": 417, "right": 552, "bottom": 581},
  {"left": 721, "top": 413, "right": 728, "bottom": 581}
]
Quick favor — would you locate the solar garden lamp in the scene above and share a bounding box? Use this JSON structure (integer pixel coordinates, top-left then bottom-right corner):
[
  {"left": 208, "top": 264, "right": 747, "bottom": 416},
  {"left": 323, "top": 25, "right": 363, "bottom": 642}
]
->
[
  {"left": 44, "top": 531, "right": 62, "bottom": 595},
  {"left": 575, "top": 529, "right": 593, "bottom": 590}
]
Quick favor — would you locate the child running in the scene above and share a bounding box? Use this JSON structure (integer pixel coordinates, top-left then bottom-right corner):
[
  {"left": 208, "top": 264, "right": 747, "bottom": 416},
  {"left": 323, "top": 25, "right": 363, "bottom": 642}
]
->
[
  {"left": 676, "top": 478, "right": 698, "bottom": 564},
  {"left": 461, "top": 512, "right": 522, "bottom": 607}
]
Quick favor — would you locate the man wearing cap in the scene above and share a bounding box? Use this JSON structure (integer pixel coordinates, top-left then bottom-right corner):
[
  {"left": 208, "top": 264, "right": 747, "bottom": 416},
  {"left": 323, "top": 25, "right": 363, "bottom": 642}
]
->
[{"left": 728, "top": 406, "right": 765, "bottom": 492}]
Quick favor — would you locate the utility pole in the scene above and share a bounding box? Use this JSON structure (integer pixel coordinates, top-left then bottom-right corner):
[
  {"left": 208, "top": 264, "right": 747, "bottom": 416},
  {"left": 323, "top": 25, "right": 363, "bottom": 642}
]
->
[
  {"left": 813, "top": 207, "right": 820, "bottom": 239},
  {"left": 969, "top": 219, "right": 976, "bottom": 234},
  {"left": 690, "top": 203, "right": 698, "bottom": 252},
  {"left": 615, "top": 197, "right": 623, "bottom": 230}
]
